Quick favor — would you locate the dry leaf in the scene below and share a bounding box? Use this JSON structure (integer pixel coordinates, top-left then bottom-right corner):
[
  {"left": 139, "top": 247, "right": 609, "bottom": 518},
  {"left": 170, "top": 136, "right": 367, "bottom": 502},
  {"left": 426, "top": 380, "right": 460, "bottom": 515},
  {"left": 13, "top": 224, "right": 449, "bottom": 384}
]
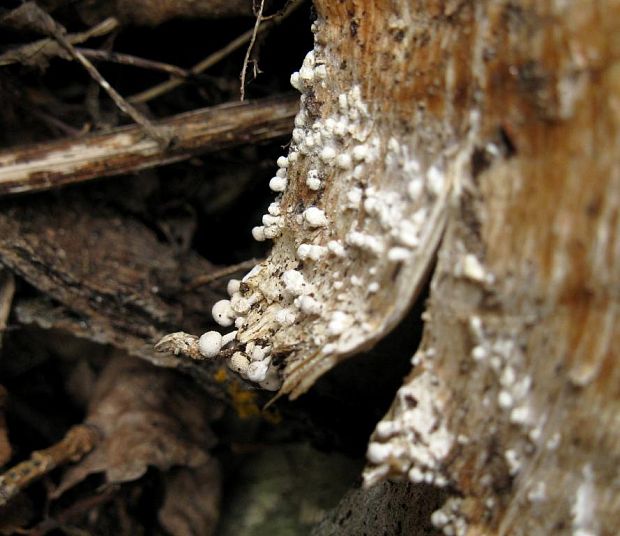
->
[{"left": 55, "top": 354, "right": 221, "bottom": 496}]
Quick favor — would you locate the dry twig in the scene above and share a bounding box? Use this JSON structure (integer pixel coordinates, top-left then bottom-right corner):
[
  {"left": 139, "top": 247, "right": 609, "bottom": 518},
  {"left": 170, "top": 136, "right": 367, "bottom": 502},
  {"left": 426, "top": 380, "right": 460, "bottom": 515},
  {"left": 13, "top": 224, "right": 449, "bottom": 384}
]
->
[
  {"left": 240, "top": 0, "right": 266, "bottom": 101},
  {"left": 0, "top": 96, "right": 298, "bottom": 196},
  {"left": 28, "top": 5, "right": 168, "bottom": 145},
  {"left": 129, "top": 0, "right": 304, "bottom": 104},
  {"left": 184, "top": 258, "right": 261, "bottom": 290},
  {"left": 0, "top": 424, "right": 99, "bottom": 508},
  {"left": 0, "top": 16, "right": 119, "bottom": 67},
  {"left": 76, "top": 47, "right": 191, "bottom": 79}
]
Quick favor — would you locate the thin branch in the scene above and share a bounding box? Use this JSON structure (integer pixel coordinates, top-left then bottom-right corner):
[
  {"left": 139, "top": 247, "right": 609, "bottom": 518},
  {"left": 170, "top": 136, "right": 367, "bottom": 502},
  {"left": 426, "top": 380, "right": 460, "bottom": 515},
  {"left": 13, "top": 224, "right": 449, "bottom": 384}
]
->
[
  {"left": 0, "top": 96, "right": 298, "bottom": 196},
  {"left": 184, "top": 258, "right": 261, "bottom": 290},
  {"left": 0, "top": 17, "right": 119, "bottom": 67},
  {"left": 76, "top": 48, "right": 191, "bottom": 79},
  {"left": 31, "top": 7, "right": 167, "bottom": 146},
  {"left": 240, "top": 0, "right": 266, "bottom": 101},
  {"left": 0, "top": 424, "right": 99, "bottom": 508},
  {"left": 128, "top": 0, "right": 304, "bottom": 104}
]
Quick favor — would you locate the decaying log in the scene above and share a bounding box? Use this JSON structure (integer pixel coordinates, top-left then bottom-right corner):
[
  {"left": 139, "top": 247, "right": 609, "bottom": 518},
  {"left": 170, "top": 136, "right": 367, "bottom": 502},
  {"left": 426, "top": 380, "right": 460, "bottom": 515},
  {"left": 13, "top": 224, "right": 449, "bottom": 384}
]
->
[
  {"left": 154, "top": 0, "right": 619, "bottom": 533},
  {"left": 0, "top": 96, "right": 297, "bottom": 196}
]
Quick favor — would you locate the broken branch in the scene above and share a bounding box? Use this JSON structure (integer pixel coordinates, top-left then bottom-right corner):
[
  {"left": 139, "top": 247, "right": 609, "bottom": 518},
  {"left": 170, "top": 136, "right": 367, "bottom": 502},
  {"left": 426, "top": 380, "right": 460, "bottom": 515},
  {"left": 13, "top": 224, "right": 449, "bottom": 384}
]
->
[
  {"left": 0, "top": 96, "right": 298, "bottom": 196},
  {"left": 0, "top": 424, "right": 99, "bottom": 508}
]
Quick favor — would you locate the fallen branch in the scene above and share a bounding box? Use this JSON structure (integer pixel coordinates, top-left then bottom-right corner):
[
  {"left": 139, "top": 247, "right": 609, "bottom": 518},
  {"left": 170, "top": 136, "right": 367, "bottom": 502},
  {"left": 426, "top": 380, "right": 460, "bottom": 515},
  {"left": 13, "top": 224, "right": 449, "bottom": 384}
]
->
[
  {"left": 0, "top": 96, "right": 297, "bottom": 196},
  {"left": 0, "top": 424, "right": 99, "bottom": 507}
]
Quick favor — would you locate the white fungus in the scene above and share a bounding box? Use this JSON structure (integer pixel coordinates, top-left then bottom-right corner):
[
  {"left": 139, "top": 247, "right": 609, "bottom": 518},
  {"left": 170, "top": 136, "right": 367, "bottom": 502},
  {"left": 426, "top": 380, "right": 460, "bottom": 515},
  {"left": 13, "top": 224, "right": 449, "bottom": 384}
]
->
[
  {"left": 277, "top": 156, "right": 289, "bottom": 168},
  {"left": 246, "top": 359, "right": 271, "bottom": 383},
  {"left": 295, "top": 295, "right": 323, "bottom": 315},
  {"left": 352, "top": 144, "right": 369, "bottom": 161},
  {"left": 320, "top": 145, "right": 337, "bottom": 162},
  {"left": 227, "top": 279, "right": 241, "bottom": 296},
  {"left": 263, "top": 225, "right": 282, "bottom": 239},
  {"left": 252, "top": 226, "right": 266, "bottom": 242},
  {"left": 221, "top": 330, "right": 237, "bottom": 346},
  {"left": 282, "top": 269, "right": 308, "bottom": 296},
  {"left": 388, "top": 246, "right": 411, "bottom": 262},
  {"left": 198, "top": 331, "right": 223, "bottom": 358},
  {"left": 336, "top": 153, "right": 352, "bottom": 169},
  {"left": 275, "top": 308, "right": 297, "bottom": 325},
  {"left": 269, "top": 176, "right": 288, "bottom": 192},
  {"left": 267, "top": 202, "right": 281, "bottom": 216},
  {"left": 212, "top": 299, "right": 235, "bottom": 327},
  {"left": 367, "top": 442, "right": 393, "bottom": 464},
  {"left": 290, "top": 71, "right": 302, "bottom": 91},
  {"left": 346, "top": 231, "right": 384, "bottom": 255},
  {"left": 297, "top": 243, "right": 327, "bottom": 261},
  {"left": 303, "top": 206, "right": 328, "bottom": 227},
  {"left": 306, "top": 169, "right": 321, "bottom": 190},
  {"left": 228, "top": 352, "right": 250, "bottom": 375},
  {"left": 462, "top": 253, "right": 487, "bottom": 282},
  {"left": 327, "top": 240, "right": 346, "bottom": 257},
  {"left": 327, "top": 311, "right": 353, "bottom": 336}
]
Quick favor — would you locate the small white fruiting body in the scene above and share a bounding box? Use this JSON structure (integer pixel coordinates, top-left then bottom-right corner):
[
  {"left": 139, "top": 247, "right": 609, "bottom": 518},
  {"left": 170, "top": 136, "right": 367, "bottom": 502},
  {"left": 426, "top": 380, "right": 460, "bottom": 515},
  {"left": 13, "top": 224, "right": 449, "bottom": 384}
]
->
[
  {"left": 295, "top": 295, "right": 323, "bottom": 315},
  {"left": 228, "top": 352, "right": 250, "bottom": 374},
  {"left": 303, "top": 207, "right": 329, "bottom": 227},
  {"left": 336, "top": 153, "right": 352, "bottom": 169},
  {"left": 251, "top": 226, "right": 266, "bottom": 241},
  {"left": 269, "top": 176, "right": 287, "bottom": 192},
  {"left": 306, "top": 169, "right": 322, "bottom": 190},
  {"left": 388, "top": 246, "right": 411, "bottom": 262},
  {"left": 212, "top": 299, "right": 235, "bottom": 327},
  {"left": 267, "top": 202, "right": 281, "bottom": 216},
  {"left": 227, "top": 279, "right": 241, "bottom": 296},
  {"left": 246, "top": 358, "right": 271, "bottom": 382},
  {"left": 198, "top": 331, "right": 223, "bottom": 358},
  {"left": 297, "top": 243, "right": 327, "bottom": 261},
  {"left": 282, "top": 269, "right": 309, "bottom": 296},
  {"left": 327, "top": 240, "right": 346, "bottom": 257},
  {"left": 320, "top": 145, "right": 337, "bottom": 162}
]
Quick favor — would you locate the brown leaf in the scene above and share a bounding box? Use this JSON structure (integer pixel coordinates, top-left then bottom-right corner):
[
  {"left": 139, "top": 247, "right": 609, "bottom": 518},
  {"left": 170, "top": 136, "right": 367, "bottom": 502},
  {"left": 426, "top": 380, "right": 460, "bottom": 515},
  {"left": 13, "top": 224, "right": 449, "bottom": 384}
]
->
[
  {"left": 158, "top": 461, "right": 221, "bottom": 536},
  {"left": 55, "top": 355, "right": 221, "bottom": 496}
]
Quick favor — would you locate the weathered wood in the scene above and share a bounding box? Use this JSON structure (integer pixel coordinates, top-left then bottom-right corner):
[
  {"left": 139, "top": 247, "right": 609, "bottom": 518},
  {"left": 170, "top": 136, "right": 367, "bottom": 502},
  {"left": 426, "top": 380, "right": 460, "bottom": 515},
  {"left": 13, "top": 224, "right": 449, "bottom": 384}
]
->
[
  {"left": 158, "top": 0, "right": 620, "bottom": 533},
  {"left": 0, "top": 96, "right": 297, "bottom": 196}
]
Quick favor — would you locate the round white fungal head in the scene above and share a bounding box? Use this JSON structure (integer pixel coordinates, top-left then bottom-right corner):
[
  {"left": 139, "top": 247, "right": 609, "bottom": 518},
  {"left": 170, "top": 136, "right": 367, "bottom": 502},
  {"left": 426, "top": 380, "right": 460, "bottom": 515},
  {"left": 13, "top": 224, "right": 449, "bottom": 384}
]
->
[
  {"left": 303, "top": 207, "right": 328, "bottom": 227},
  {"left": 269, "top": 176, "right": 287, "bottom": 192},
  {"left": 212, "top": 299, "right": 235, "bottom": 327},
  {"left": 252, "top": 226, "right": 266, "bottom": 242},
  {"left": 227, "top": 279, "right": 241, "bottom": 296},
  {"left": 228, "top": 352, "right": 250, "bottom": 375},
  {"left": 198, "top": 331, "right": 223, "bottom": 358},
  {"left": 246, "top": 359, "right": 270, "bottom": 383}
]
